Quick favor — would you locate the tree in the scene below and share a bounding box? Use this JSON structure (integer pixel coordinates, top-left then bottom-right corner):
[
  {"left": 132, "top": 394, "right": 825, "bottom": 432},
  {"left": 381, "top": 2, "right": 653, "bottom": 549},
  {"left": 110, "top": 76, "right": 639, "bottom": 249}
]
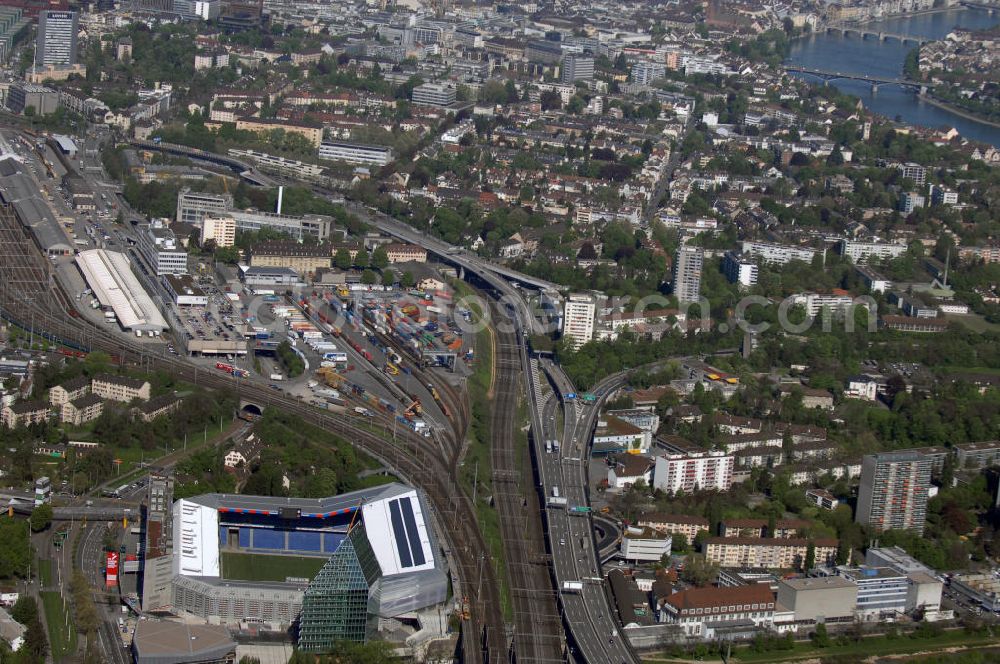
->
[
  {"left": 540, "top": 90, "right": 562, "bottom": 111},
  {"left": 400, "top": 271, "right": 415, "bottom": 289},
  {"left": 672, "top": 532, "right": 688, "bottom": 553},
  {"left": 804, "top": 541, "right": 816, "bottom": 571},
  {"left": 812, "top": 621, "right": 830, "bottom": 647},
  {"left": 381, "top": 269, "right": 396, "bottom": 287},
  {"left": 680, "top": 553, "right": 719, "bottom": 587},
  {"left": 334, "top": 247, "right": 352, "bottom": 270},
  {"left": 361, "top": 269, "right": 378, "bottom": 285},
  {"left": 30, "top": 504, "right": 53, "bottom": 532},
  {"left": 371, "top": 245, "right": 389, "bottom": 269},
  {"left": 354, "top": 248, "right": 370, "bottom": 269}
]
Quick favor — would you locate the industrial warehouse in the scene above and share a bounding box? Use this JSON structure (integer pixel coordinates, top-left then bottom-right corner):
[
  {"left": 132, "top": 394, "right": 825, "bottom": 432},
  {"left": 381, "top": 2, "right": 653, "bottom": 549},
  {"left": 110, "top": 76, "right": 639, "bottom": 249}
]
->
[
  {"left": 136, "top": 481, "right": 450, "bottom": 652},
  {"left": 74, "top": 249, "right": 168, "bottom": 334}
]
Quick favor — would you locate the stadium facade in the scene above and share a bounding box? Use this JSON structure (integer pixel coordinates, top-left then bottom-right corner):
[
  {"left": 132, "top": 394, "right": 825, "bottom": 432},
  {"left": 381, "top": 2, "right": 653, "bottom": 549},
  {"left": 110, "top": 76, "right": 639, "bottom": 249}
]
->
[{"left": 157, "top": 483, "right": 448, "bottom": 640}]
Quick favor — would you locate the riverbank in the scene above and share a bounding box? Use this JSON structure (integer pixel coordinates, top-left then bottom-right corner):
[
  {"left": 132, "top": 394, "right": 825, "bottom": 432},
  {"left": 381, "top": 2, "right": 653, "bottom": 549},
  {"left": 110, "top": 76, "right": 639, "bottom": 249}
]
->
[{"left": 917, "top": 92, "right": 1000, "bottom": 129}]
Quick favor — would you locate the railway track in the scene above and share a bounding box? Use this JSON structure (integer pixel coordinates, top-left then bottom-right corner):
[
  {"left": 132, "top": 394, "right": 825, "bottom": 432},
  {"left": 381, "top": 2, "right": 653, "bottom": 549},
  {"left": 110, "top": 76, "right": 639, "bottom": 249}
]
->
[
  {"left": 0, "top": 207, "right": 504, "bottom": 663},
  {"left": 487, "top": 299, "right": 565, "bottom": 663}
]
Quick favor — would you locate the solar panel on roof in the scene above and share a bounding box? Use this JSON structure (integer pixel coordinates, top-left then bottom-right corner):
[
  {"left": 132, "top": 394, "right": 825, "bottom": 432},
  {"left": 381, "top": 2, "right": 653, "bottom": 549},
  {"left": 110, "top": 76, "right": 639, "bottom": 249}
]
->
[
  {"left": 398, "top": 497, "right": 426, "bottom": 566},
  {"left": 388, "top": 499, "right": 413, "bottom": 568}
]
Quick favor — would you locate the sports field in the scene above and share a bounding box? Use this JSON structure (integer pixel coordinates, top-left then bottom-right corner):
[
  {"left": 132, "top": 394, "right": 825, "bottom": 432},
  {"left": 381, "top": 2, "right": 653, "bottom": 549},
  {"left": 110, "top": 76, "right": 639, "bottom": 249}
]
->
[{"left": 220, "top": 551, "right": 328, "bottom": 582}]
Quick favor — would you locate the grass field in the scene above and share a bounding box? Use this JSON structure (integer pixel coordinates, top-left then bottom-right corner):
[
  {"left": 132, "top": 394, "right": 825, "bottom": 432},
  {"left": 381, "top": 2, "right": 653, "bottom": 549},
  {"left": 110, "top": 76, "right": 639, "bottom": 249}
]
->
[
  {"left": 40, "top": 590, "right": 76, "bottom": 659},
  {"left": 220, "top": 552, "right": 328, "bottom": 583},
  {"left": 37, "top": 558, "right": 53, "bottom": 587}
]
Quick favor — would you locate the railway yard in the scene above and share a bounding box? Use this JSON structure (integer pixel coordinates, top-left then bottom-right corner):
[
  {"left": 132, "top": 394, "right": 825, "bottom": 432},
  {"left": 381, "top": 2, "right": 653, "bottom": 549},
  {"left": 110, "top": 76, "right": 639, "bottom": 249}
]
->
[{"left": 0, "top": 125, "right": 635, "bottom": 664}]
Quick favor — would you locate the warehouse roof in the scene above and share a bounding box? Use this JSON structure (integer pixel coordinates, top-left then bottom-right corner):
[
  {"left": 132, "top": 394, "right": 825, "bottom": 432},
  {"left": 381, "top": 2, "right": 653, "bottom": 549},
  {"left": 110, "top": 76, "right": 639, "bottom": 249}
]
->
[
  {"left": 74, "top": 250, "right": 168, "bottom": 331},
  {"left": 0, "top": 157, "right": 71, "bottom": 255},
  {"left": 132, "top": 620, "right": 235, "bottom": 664}
]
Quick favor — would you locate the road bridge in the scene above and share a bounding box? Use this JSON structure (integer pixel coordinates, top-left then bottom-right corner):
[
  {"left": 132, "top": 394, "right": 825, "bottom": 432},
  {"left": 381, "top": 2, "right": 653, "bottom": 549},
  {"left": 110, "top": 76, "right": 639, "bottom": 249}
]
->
[
  {"left": 784, "top": 65, "right": 924, "bottom": 92},
  {"left": 129, "top": 140, "right": 277, "bottom": 187},
  {"left": 824, "top": 22, "right": 931, "bottom": 45}
]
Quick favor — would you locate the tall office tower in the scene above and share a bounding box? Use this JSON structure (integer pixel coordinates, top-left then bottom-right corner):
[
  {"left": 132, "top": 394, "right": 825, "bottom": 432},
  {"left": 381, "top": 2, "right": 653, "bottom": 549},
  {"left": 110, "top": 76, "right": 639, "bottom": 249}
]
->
[
  {"left": 561, "top": 54, "right": 594, "bottom": 83},
  {"left": 856, "top": 451, "right": 932, "bottom": 535},
  {"left": 562, "top": 293, "right": 596, "bottom": 350},
  {"left": 35, "top": 10, "right": 77, "bottom": 66},
  {"left": 673, "top": 246, "right": 704, "bottom": 304}
]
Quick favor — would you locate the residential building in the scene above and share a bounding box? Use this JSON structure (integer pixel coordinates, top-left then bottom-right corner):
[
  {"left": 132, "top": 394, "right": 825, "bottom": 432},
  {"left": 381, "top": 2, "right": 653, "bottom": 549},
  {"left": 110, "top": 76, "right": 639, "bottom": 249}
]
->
[
  {"left": 1, "top": 401, "right": 49, "bottom": 428},
  {"left": 894, "top": 162, "right": 927, "bottom": 186},
  {"left": 620, "top": 527, "right": 671, "bottom": 562},
  {"left": 36, "top": 10, "right": 77, "bottom": 66},
  {"left": 839, "top": 239, "right": 908, "bottom": 262},
  {"left": 200, "top": 215, "right": 235, "bottom": 248},
  {"left": 791, "top": 291, "right": 868, "bottom": 317},
  {"left": 806, "top": 488, "right": 840, "bottom": 510},
  {"left": 632, "top": 60, "right": 667, "bottom": 85},
  {"left": 673, "top": 246, "right": 703, "bottom": 304},
  {"left": 411, "top": 82, "right": 456, "bottom": 107},
  {"left": 954, "top": 441, "right": 1000, "bottom": 470},
  {"left": 60, "top": 393, "right": 103, "bottom": 426},
  {"left": 741, "top": 241, "right": 816, "bottom": 265},
  {"left": 235, "top": 119, "right": 323, "bottom": 148},
  {"left": 132, "top": 394, "right": 182, "bottom": 422},
  {"left": 900, "top": 191, "right": 925, "bottom": 213},
  {"left": 176, "top": 189, "right": 233, "bottom": 227},
  {"left": 856, "top": 266, "right": 891, "bottom": 293},
  {"left": 317, "top": 141, "right": 394, "bottom": 167},
  {"left": 561, "top": 54, "right": 594, "bottom": 82},
  {"left": 562, "top": 293, "right": 595, "bottom": 350},
  {"left": 845, "top": 375, "right": 879, "bottom": 401},
  {"left": 384, "top": 243, "right": 427, "bottom": 263},
  {"left": 635, "top": 513, "right": 710, "bottom": 540},
  {"left": 930, "top": 185, "right": 958, "bottom": 206},
  {"left": 720, "top": 519, "right": 809, "bottom": 539},
  {"left": 837, "top": 566, "right": 909, "bottom": 620},
  {"left": 856, "top": 451, "right": 932, "bottom": 534},
  {"left": 723, "top": 251, "right": 758, "bottom": 287},
  {"left": 776, "top": 576, "right": 857, "bottom": 623},
  {"left": 92, "top": 374, "right": 151, "bottom": 403},
  {"left": 652, "top": 451, "right": 734, "bottom": 494},
  {"left": 49, "top": 375, "right": 90, "bottom": 406},
  {"left": 660, "top": 584, "right": 775, "bottom": 639},
  {"left": 703, "top": 537, "right": 838, "bottom": 570}
]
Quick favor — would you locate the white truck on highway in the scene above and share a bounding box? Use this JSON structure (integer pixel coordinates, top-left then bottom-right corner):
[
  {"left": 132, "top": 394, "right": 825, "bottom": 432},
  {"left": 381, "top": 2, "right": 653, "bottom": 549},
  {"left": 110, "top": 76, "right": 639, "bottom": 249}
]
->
[{"left": 561, "top": 581, "right": 583, "bottom": 593}]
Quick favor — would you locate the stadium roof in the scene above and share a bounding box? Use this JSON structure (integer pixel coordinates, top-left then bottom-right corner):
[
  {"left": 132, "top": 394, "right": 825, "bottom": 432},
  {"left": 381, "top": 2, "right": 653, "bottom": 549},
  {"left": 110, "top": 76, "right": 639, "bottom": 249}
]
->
[
  {"left": 132, "top": 620, "right": 235, "bottom": 664},
  {"left": 75, "top": 249, "right": 168, "bottom": 331},
  {"left": 187, "top": 482, "right": 414, "bottom": 519}
]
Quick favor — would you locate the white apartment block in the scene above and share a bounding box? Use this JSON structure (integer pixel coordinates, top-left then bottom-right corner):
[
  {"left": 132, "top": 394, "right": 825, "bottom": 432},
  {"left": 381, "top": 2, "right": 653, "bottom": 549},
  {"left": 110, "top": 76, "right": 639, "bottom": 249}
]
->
[
  {"left": 653, "top": 451, "right": 734, "bottom": 494},
  {"left": 839, "top": 239, "right": 908, "bottom": 262},
  {"left": 723, "top": 251, "right": 758, "bottom": 286},
  {"left": 704, "top": 537, "right": 838, "bottom": 570},
  {"left": 791, "top": 291, "right": 871, "bottom": 317},
  {"left": 562, "top": 293, "right": 596, "bottom": 350},
  {"left": 740, "top": 241, "right": 817, "bottom": 265},
  {"left": 317, "top": 141, "right": 394, "bottom": 167},
  {"left": 92, "top": 375, "right": 150, "bottom": 403}
]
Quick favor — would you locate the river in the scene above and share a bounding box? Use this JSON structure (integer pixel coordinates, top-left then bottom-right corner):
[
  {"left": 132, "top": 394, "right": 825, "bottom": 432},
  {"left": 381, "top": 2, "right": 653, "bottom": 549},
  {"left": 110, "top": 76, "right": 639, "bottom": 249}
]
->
[{"left": 786, "top": 8, "right": 1000, "bottom": 146}]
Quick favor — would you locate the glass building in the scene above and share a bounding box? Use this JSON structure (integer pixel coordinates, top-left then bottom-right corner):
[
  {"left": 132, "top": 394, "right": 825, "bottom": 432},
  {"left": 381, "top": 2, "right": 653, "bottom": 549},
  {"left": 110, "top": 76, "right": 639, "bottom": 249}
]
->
[{"left": 298, "top": 526, "right": 380, "bottom": 649}]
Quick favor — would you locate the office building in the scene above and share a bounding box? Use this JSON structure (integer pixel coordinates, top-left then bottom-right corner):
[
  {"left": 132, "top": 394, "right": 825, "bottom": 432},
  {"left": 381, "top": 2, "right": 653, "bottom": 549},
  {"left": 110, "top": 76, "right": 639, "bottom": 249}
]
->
[
  {"left": 6, "top": 82, "right": 58, "bottom": 115},
  {"left": 723, "top": 251, "right": 758, "bottom": 287},
  {"left": 619, "top": 527, "right": 671, "bottom": 563},
  {"left": 660, "top": 584, "right": 775, "bottom": 639},
  {"left": 35, "top": 10, "right": 77, "bottom": 66},
  {"left": 199, "top": 215, "right": 235, "bottom": 248},
  {"left": 249, "top": 241, "right": 332, "bottom": 277},
  {"left": 0, "top": 8, "right": 29, "bottom": 64},
  {"left": 318, "top": 141, "right": 394, "bottom": 167},
  {"left": 561, "top": 54, "right": 594, "bottom": 83},
  {"left": 411, "top": 82, "right": 456, "bottom": 108},
  {"left": 176, "top": 188, "right": 233, "bottom": 226},
  {"left": 673, "top": 246, "right": 703, "bottom": 304},
  {"left": 562, "top": 293, "right": 595, "bottom": 350},
  {"left": 137, "top": 222, "right": 188, "bottom": 276},
  {"left": 776, "top": 576, "right": 857, "bottom": 623},
  {"left": 856, "top": 451, "right": 932, "bottom": 534},
  {"left": 837, "top": 566, "right": 909, "bottom": 619}
]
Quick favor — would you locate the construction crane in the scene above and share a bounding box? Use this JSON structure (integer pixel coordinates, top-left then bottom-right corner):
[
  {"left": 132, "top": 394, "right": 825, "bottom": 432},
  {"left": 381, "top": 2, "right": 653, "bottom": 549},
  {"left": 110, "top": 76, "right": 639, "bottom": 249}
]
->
[
  {"left": 403, "top": 398, "right": 422, "bottom": 420},
  {"left": 315, "top": 366, "right": 344, "bottom": 388}
]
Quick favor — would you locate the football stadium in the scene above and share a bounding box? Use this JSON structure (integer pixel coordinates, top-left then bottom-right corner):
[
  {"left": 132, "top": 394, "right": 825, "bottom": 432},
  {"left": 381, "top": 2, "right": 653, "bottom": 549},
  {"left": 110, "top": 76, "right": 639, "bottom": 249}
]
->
[{"left": 164, "top": 483, "right": 449, "bottom": 648}]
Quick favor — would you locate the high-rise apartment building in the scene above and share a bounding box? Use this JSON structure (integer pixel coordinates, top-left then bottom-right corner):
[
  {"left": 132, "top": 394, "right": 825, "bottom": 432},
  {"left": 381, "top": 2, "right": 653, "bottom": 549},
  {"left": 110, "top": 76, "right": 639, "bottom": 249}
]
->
[
  {"left": 562, "top": 293, "right": 596, "bottom": 350},
  {"left": 561, "top": 54, "right": 594, "bottom": 83},
  {"left": 856, "top": 451, "right": 932, "bottom": 534},
  {"left": 200, "top": 215, "right": 236, "bottom": 248},
  {"left": 673, "top": 246, "right": 703, "bottom": 304},
  {"left": 35, "top": 10, "right": 77, "bottom": 66}
]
